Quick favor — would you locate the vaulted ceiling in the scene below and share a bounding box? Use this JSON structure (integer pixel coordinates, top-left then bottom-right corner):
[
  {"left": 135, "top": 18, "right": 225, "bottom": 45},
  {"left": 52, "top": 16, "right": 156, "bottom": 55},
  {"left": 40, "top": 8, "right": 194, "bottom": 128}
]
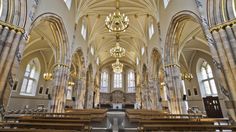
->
[{"left": 76, "top": 0, "right": 159, "bottom": 67}]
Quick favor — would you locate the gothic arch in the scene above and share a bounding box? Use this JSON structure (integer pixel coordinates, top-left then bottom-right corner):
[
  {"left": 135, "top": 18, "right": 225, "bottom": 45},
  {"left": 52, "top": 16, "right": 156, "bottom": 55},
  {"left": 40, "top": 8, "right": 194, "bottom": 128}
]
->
[
  {"left": 164, "top": 11, "right": 201, "bottom": 65},
  {"left": 30, "top": 13, "right": 70, "bottom": 65}
]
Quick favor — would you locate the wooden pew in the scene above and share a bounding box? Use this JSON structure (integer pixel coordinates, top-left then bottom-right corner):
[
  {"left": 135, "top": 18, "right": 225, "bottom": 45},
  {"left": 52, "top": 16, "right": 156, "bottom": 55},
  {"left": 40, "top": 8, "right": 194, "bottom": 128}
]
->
[
  {"left": 0, "top": 128, "right": 79, "bottom": 132},
  {"left": 2, "top": 122, "right": 85, "bottom": 131},
  {"left": 140, "top": 124, "right": 236, "bottom": 131},
  {"left": 126, "top": 109, "right": 236, "bottom": 132}
]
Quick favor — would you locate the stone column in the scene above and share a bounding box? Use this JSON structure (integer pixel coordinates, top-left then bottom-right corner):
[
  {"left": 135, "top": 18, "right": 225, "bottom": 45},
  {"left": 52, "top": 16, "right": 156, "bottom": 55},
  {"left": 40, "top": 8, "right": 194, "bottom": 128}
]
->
[
  {"left": 0, "top": 29, "right": 22, "bottom": 107},
  {"left": 165, "top": 65, "right": 187, "bottom": 114},
  {"left": 94, "top": 85, "right": 100, "bottom": 108},
  {"left": 0, "top": 27, "right": 10, "bottom": 53},
  {"left": 0, "top": 30, "right": 16, "bottom": 74},
  {"left": 135, "top": 84, "right": 141, "bottom": 107},
  {"left": 86, "top": 80, "right": 94, "bottom": 108},
  {"left": 218, "top": 29, "right": 236, "bottom": 77},
  {"left": 50, "top": 65, "right": 69, "bottom": 113},
  {"left": 74, "top": 79, "right": 82, "bottom": 109},
  {"left": 77, "top": 77, "right": 86, "bottom": 109},
  {"left": 141, "top": 83, "right": 151, "bottom": 110},
  {"left": 153, "top": 79, "right": 162, "bottom": 110},
  {"left": 148, "top": 79, "right": 157, "bottom": 110},
  {"left": 195, "top": 0, "right": 236, "bottom": 121}
]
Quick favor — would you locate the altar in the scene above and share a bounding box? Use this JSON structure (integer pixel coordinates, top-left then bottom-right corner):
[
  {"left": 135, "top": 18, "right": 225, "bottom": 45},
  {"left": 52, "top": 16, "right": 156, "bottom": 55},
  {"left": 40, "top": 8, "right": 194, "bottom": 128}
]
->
[{"left": 112, "top": 103, "right": 122, "bottom": 109}]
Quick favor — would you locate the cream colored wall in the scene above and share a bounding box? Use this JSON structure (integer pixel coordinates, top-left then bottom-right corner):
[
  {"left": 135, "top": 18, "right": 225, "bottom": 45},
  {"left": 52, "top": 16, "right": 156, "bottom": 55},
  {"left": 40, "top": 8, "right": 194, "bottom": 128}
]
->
[{"left": 8, "top": 52, "right": 48, "bottom": 110}]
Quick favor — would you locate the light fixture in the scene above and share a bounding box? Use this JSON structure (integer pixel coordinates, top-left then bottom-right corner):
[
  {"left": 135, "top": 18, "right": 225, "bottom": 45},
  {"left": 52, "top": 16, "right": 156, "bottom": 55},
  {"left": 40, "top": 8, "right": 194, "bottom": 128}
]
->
[
  {"left": 110, "top": 34, "right": 125, "bottom": 58},
  {"left": 105, "top": 0, "right": 129, "bottom": 32},
  {"left": 68, "top": 81, "right": 75, "bottom": 86},
  {"left": 181, "top": 73, "right": 193, "bottom": 81},
  {"left": 43, "top": 73, "right": 53, "bottom": 81},
  {"left": 96, "top": 57, "right": 100, "bottom": 65},
  {"left": 112, "top": 59, "right": 123, "bottom": 73}
]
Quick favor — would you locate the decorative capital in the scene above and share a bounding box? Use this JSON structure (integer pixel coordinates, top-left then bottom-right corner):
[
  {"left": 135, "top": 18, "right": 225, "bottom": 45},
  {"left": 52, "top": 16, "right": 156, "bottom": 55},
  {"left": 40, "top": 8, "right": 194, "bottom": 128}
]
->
[{"left": 0, "top": 20, "right": 25, "bottom": 33}]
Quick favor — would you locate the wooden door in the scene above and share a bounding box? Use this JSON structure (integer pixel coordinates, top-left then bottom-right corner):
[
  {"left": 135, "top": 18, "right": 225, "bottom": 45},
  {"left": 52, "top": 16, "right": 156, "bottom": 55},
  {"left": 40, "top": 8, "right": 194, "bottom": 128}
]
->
[{"left": 203, "top": 96, "right": 223, "bottom": 118}]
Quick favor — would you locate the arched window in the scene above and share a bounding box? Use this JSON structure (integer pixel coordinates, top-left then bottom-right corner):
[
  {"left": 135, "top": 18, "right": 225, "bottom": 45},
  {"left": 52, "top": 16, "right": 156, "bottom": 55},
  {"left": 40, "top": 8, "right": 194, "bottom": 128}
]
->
[
  {"left": 100, "top": 71, "right": 109, "bottom": 92},
  {"left": 148, "top": 23, "right": 154, "bottom": 39},
  {"left": 20, "top": 58, "right": 40, "bottom": 96},
  {"left": 81, "top": 18, "right": 87, "bottom": 40},
  {"left": 114, "top": 73, "right": 122, "bottom": 88},
  {"left": 163, "top": 0, "right": 170, "bottom": 8},
  {"left": 127, "top": 71, "right": 135, "bottom": 93},
  {"left": 66, "top": 86, "right": 72, "bottom": 100},
  {"left": 64, "top": 0, "right": 72, "bottom": 10},
  {"left": 199, "top": 61, "right": 218, "bottom": 96}
]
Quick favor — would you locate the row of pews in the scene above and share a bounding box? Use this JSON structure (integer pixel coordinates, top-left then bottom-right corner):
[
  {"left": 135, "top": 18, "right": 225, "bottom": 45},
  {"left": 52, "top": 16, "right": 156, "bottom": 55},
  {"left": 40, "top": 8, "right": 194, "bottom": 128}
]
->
[
  {"left": 0, "top": 109, "right": 107, "bottom": 132},
  {"left": 126, "top": 109, "right": 236, "bottom": 131}
]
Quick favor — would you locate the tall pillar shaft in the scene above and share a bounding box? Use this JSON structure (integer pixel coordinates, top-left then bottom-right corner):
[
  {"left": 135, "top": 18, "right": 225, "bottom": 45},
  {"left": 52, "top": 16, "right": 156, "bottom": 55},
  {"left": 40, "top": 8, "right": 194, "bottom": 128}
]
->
[
  {"left": 50, "top": 65, "right": 69, "bottom": 113},
  {"left": 86, "top": 80, "right": 94, "bottom": 108},
  {"left": 165, "top": 65, "right": 187, "bottom": 114},
  {"left": 0, "top": 30, "right": 22, "bottom": 107},
  {"left": 77, "top": 78, "right": 86, "bottom": 109}
]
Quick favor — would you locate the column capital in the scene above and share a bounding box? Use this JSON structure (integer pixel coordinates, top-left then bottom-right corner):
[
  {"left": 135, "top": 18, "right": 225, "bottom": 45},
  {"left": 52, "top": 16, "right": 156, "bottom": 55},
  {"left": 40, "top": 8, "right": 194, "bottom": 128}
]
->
[
  {"left": 0, "top": 20, "right": 25, "bottom": 33},
  {"left": 164, "top": 63, "right": 180, "bottom": 68}
]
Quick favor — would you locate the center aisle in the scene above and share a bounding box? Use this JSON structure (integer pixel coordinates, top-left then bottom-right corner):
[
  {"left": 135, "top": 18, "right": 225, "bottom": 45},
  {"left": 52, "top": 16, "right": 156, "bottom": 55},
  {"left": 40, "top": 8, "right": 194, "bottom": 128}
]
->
[{"left": 91, "top": 111, "right": 138, "bottom": 132}]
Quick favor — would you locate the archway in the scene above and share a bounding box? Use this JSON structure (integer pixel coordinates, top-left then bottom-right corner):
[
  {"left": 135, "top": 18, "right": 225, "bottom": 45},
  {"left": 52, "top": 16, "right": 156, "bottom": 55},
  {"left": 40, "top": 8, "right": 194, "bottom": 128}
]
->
[{"left": 8, "top": 14, "right": 70, "bottom": 113}]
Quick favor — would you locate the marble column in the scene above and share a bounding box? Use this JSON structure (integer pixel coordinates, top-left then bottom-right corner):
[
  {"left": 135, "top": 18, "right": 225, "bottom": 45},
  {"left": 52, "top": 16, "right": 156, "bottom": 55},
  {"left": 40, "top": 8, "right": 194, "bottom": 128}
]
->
[
  {"left": 165, "top": 65, "right": 187, "bottom": 114},
  {"left": 50, "top": 65, "right": 69, "bottom": 113},
  {"left": 195, "top": 0, "right": 236, "bottom": 121},
  {"left": 77, "top": 77, "right": 86, "bottom": 109},
  {"left": 135, "top": 84, "right": 141, "bottom": 108},
  {"left": 0, "top": 29, "right": 22, "bottom": 107},
  {"left": 0, "top": 30, "right": 17, "bottom": 74},
  {"left": 86, "top": 80, "right": 94, "bottom": 108},
  {"left": 74, "top": 79, "right": 82, "bottom": 109},
  {"left": 218, "top": 29, "right": 236, "bottom": 77},
  {"left": 0, "top": 27, "right": 10, "bottom": 54}
]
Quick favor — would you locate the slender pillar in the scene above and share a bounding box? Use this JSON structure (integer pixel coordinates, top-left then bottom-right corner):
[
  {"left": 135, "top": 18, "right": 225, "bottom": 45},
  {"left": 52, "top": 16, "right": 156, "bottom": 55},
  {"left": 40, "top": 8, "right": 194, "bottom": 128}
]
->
[
  {"left": 165, "top": 65, "right": 187, "bottom": 114},
  {"left": 218, "top": 29, "right": 236, "bottom": 77},
  {"left": 0, "top": 27, "right": 10, "bottom": 54},
  {"left": 0, "top": 30, "right": 16, "bottom": 75},
  {"left": 74, "top": 79, "right": 82, "bottom": 109},
  {"left": 50, "top": 65, "right": 69, "bottom": 113},
  {"left": 86, "top": 80, "right": 94, "bottom": 108},
  {"left": 77, "top": 77, "right": 86, "bottom": 109}
]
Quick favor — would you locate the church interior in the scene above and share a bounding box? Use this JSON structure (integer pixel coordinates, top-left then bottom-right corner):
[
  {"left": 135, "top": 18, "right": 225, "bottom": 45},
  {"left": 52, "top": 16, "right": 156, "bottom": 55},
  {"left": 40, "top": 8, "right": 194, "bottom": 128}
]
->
[{"left": 0, "top": 0, "right": 236, "bottom": 131}]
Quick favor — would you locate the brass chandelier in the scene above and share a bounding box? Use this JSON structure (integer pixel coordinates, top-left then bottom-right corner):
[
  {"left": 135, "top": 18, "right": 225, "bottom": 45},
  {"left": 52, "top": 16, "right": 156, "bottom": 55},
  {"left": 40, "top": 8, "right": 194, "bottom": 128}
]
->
[
  {"left": 110, "top": 34, "right": 125, "bottom": 58},
  {"left": 181, "top": 73, "right": 193, "bottom": 81},
  {"left": 112, "top": 59, "right": 123, "bottom": 73},
  {"left": 105, "top": 0, "right": 129, "bottom": 32},
  {"left": 43, "top": 73, "right": 53, "bottom": 81}
]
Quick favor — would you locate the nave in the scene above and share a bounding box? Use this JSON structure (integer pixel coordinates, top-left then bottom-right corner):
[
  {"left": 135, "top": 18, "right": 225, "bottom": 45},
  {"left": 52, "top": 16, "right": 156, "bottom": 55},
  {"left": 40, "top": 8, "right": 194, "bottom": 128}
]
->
[{"left": 0, "top": 0, "right": 236, "bottom": 131}]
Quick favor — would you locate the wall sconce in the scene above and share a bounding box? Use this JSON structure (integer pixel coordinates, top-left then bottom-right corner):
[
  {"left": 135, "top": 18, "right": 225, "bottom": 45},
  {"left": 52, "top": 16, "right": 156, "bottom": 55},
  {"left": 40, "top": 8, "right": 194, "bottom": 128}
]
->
[
  {"left": 181, "top": 73, "right": 193, "bottom": 81},
  {"left": 160, "top": 82, "right": 165, "bottom": 86},
  {"left": 43, "top": 73, "right": 53, "bottom": 81},
  {"left": 68, "top": 81, "right": 75, "bottom": 86}
]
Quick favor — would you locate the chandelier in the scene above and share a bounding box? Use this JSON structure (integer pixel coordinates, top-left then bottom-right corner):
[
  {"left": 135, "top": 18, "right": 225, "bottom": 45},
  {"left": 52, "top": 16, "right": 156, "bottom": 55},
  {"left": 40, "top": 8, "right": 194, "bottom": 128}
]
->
[
  {"left": 68, "top": 81, "right": 75, "bottom": 86},
  {"left": 105, "top": 0, "right": 129, "bottom": 32},
  {"left": 112, "top": 59, "right": 123, "bottom": 73},
  {"left": 181, "top": 73, "right": 193, "bottom": 81},
  {"left": 43, "top": 73, "right": 53, "bottom": 81},
  {"left": 110, "top": 35, "right": 125, "bottom": 58}
]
